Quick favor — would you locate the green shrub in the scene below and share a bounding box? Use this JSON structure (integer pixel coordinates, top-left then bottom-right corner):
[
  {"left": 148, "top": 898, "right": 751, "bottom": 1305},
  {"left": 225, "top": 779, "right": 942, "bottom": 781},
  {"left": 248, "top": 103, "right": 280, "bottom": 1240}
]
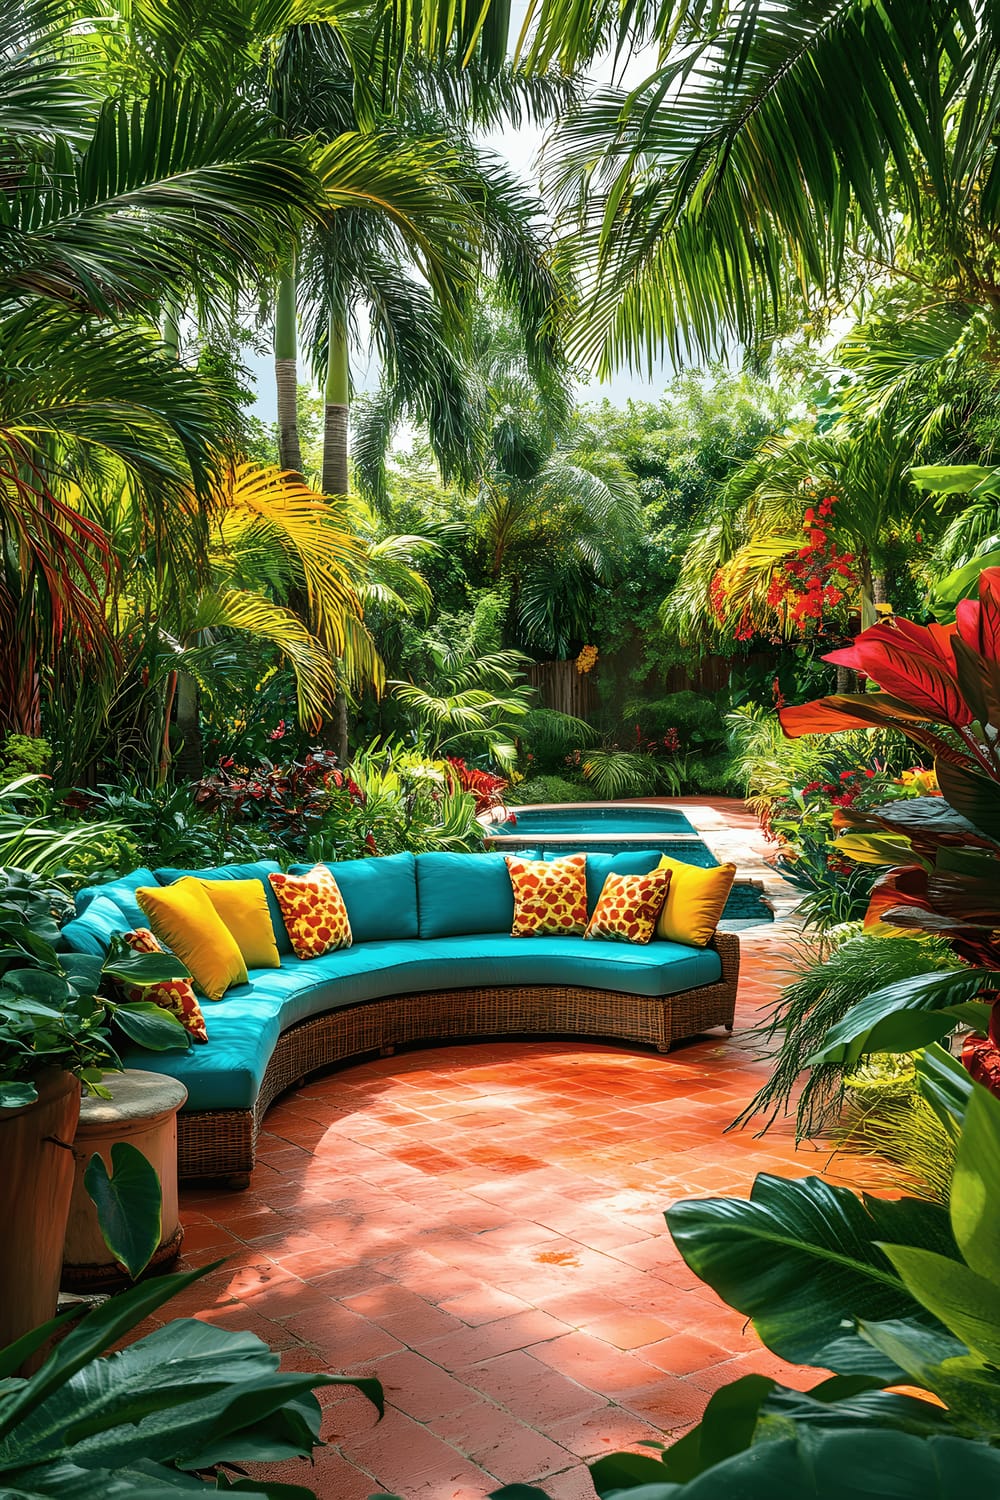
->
[
  {"left": 0, "top": 734, "right": 51, "bottom": 781},
  {"left": 623, "top": 690, "right": 726, "bottom": 748},
  {"left": 512, "top": 775, "right": 589, "bottom": 804},
  {"left": 733, "top": 928, "right": 964, "bottom": 1138}
]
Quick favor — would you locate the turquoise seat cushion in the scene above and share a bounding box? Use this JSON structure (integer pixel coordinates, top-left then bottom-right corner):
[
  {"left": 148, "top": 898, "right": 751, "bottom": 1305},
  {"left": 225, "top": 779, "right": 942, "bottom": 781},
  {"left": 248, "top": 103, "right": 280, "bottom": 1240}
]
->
[
  {"left": 585, "top": 851, "right": 662, "bottom": 914},
  {"left": 416, "top": 852, "right": 514, "bottom": 938},
  {"left": 74, "top": 868, "right": 158, "bottom": 932},
  {"left": 288, "top": 852, "right": 418, "bottom": 942},
  {"left": 60, "top": 894, "right": 132, "bottom": 957},
  {"left": 122, "top": 933, "right": 721, "bottom": 1111},
  {"left": 154, "top": 860, "right": 289, "bottom": 955}
]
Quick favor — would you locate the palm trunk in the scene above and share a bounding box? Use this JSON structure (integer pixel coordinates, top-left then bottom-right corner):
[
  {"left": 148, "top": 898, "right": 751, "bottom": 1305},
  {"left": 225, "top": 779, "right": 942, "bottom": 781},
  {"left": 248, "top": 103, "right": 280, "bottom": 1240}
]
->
[
  {"left": 173, "top": 671, "right": 203, "bottom": 780},
  {"left": 320, "top": 309, "right": 351, "bottom": 760},
  {"left": 321, "top": 311, "right": 350, "bottom": 498},
  {"left": 275, "top": 266, "right": 303, "bottom": 476},
  {"left": 161, "top": 297, "right": 182, "bottom": 357},
  {"left": 858, "top": 549, "right": 878, "bottom": 631}
]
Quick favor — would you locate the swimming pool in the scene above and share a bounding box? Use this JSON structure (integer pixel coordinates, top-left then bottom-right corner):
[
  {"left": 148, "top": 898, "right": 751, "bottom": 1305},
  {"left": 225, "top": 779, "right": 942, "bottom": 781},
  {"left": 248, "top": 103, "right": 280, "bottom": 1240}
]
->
[{"left": 486, "top": 802, "right": 772, "bottom": 926}]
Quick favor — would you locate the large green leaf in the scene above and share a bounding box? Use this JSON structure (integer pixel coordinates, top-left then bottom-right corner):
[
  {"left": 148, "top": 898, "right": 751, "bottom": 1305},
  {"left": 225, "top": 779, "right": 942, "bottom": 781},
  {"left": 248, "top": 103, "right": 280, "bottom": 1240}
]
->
[
  {"left": 103, "top": 954, "right": 192, "bottom": 986},
  {"left": 83, "top": 1144, "right": 162, "bottom": 1281},
  {"left": 666, "top": 1175, "right": 959, "bottom": 1377},
  {"left": 950, "top": 1086, "right": 1000, "bottom": 1284},
  {"left": 0, "top": 1267, "right": 224, "bottom": 1440},
  {"left": 111, "top": 1002, "right": 191, "bottom": 1052},
  {"left": 808, "top": 969, "right": 1000, "bottom": 1066},
  {"left": 879, "top": 1249, "right": 1000, "bottom": 1368},
  {"left": 593, "top": 1431, "right": 1000, "bottom": 1498},
  {"left": 859, "top": 1318, "right": 1000, "bottom": 1435}
]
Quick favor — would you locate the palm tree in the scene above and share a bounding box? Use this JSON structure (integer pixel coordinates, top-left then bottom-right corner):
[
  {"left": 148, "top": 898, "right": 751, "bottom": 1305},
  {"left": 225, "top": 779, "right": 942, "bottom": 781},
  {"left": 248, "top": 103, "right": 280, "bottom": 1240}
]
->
[
  {"left": 0, "top": 2, "right": 327, "bottom": 739},
  {"left": 356, "top": 303, "right": 643, "bottom": 656},
  {"left": 76, "top": 462, "right": 369, "bottom": 782},
  {"left": 526, "top": 2, "right": 1000, "bottom": 373}
]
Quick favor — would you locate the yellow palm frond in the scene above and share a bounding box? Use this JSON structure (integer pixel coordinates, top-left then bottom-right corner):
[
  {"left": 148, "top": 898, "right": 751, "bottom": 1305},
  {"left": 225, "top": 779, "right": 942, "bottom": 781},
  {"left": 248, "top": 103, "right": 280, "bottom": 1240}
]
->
[
  {"left": 212, "top": 461, "right": 367, "bottom": 656},
  {"left": 211, "top": 587, "right": 339, "bottom": 729}
]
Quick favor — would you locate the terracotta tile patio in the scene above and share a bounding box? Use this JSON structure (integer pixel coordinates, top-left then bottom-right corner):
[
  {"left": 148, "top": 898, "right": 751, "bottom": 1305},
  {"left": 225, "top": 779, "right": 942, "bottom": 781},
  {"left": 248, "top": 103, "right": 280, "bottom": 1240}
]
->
[{"left": 161, "top": 813, "right": 868, "bottom": 1499}]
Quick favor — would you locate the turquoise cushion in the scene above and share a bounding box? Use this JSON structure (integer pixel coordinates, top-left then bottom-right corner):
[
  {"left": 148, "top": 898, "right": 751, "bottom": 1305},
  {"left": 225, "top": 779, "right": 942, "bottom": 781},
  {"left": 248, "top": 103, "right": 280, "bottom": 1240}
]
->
[
  {"left": 60, "top": 894, "right": 131, "bottom": 957},
  {"left": 288, "top": 853, "right": 418, "bottom": 942},
  {"left": 154, "top": 860, "right": 289, "bottom": 955},
  {"left": 585, "top": 852, "right": 662, "bottom": 914},
  {"left": 416, "top": 852, "right": 514, "bottom": 937},
  {"left": 75, "top": 868, "right": 158, "bottom": 932},
  {"left": 122, "top": 934, "right": 721, "bottom": 1111}
]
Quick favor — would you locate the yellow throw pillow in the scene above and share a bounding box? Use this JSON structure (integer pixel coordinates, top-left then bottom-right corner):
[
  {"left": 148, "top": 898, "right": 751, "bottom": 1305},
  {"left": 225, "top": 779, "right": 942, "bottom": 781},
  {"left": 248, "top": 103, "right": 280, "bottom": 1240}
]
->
[
  {"left": 267, "top": 866, "right": 352, "bottom": 959},
  {"left": 136, "top": 879, "right": 248, "bottom": 1001},
  {"left": 505, "top": 853, "right": 588, "bottom": 937},
  {"left": 655, "top": 855, "right": 736, "bottom": 947},
  {"left": 585, "top": 868, "right": 670, "bottom": 946},
  {"left": 196, "top": 879, "right": 280, "bottom": 970}
]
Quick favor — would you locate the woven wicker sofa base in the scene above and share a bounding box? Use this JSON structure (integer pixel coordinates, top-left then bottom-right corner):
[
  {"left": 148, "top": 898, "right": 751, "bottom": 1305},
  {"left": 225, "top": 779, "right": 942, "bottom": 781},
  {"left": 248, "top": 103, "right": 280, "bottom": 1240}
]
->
[{"left": 177, "top": 932, "right": 740, "bottom": 1183}]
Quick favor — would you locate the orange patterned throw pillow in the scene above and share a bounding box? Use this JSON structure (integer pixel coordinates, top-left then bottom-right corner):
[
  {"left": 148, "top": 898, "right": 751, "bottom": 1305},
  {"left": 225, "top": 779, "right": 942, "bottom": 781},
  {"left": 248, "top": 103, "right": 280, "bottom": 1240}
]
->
[
  {"left": 267, "top": 865, "right": 352, "bottom": 958},
  {"left": 121, "top": 929, "right": 208, "bottom": 1042},
  {"left": 584, "top": 868, "right": 671, "bottom": 946},
  {"left": 505, "top": 853, "right": 589, "bottom": 937}
]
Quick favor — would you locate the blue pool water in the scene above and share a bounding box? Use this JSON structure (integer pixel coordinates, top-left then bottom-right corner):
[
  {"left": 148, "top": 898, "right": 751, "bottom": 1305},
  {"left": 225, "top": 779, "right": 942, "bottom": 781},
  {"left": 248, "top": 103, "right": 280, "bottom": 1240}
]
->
[{"left": 487, "top": 802, "right": 772, "bottom": 925}]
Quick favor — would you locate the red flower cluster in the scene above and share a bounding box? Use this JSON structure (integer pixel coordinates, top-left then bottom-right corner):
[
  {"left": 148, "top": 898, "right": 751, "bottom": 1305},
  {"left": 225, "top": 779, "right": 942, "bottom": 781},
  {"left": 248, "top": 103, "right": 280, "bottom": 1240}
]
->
[
  {"left": 801, "top": 766, "right": 875, "bottom": 808},
  {"left": 769, "top": 496, "right": 857, "bottom": 633},
  {"left": 445, "top": 757, "right": 508, "bottom": 816}
]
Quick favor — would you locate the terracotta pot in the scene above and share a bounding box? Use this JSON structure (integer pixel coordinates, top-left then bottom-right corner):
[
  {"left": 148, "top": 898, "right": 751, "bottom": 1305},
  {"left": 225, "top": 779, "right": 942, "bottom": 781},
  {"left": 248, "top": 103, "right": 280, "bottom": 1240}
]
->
[{"left": 0, "top": 1069, "right": 81, "bottom": 1371}]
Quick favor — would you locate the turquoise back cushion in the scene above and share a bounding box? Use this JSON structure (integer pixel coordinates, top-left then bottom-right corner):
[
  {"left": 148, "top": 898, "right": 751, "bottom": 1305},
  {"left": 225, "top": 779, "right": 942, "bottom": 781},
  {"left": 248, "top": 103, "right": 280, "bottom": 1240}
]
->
[
  {"left": 288, "top": 852, "right": 418, "bottom": 942},
  {"left": 153, "top": 860, "right": 288, "bottom": 954},
  {"left": 74, "top": 868, "right": 157, "bottom": 932},
  {"left": 61, "top": 893, "right": 131, "bottom": 957},
  {"left": 416, "top": 852, "right": 515, "bottom": 938},
  {"left": 585, "top": 851, "right": 662, "bottom": 914}
]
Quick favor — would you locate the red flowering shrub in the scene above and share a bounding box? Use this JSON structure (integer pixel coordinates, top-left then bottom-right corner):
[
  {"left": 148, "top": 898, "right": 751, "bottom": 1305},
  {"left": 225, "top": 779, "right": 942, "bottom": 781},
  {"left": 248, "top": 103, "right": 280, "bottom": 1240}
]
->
[
  {"left": 194, "top": 749, "right": 364, "bottom": 852},
  {"left": 768, "top": 496, "right": 857, "bottom": 632},
  {"left": 445, "top": 758, "right": 508, "bottom": 816}
]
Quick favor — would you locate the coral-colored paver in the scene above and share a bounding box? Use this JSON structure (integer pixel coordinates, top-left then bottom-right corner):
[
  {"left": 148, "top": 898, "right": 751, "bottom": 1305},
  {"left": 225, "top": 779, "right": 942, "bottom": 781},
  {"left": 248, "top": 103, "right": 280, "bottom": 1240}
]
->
[{"left": 161, "top": 866, "right": 867, "bottom": 1497}]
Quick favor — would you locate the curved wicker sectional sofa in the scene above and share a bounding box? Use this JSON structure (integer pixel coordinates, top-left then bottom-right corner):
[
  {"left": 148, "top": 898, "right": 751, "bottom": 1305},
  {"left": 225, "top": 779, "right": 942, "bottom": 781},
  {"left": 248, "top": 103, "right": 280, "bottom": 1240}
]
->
[{"left": 60, "top": 851, "right": 740, "bottom": 1185}]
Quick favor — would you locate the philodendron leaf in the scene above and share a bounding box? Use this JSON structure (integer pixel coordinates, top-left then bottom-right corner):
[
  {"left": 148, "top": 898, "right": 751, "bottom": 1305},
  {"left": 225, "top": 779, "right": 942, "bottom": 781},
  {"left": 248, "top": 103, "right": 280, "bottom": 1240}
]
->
[
  {"left": 112, "top": 1002, "right": 191, "bottom": 1052},
  {"left": 809, "top": 969, "right": 1000, "bottom": 1066},
  {"left": 83, "top": 1144, "right": 162, "bottom": 1280},
  {"left": 950, "top": 1084, "right": 1000, "bottom": 1284},
  {"left": 0, "top": 1265, "right": 224, "bottom": 1441},
  {"left": 880, "top": 1246, "right": 1000, "bottom": 1368},
  {"left": 666, "top": 1175, "right": 959, "bottom": 1378},
  {"left": 588, "top": 1433, "right": 1000, "bottom": 1498},
  {"left": 0, "top": 1079, "right": 38, "bottom": 1108},
  {"left": 103, "top": 953, "right": 192, "bottom": 985}
]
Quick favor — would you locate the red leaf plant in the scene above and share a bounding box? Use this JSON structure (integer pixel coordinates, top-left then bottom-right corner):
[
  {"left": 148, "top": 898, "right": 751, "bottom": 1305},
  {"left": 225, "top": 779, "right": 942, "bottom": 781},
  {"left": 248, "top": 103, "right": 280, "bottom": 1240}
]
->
[{"left": 779, "top": 566, "right": 1000, "bottom": 1084}]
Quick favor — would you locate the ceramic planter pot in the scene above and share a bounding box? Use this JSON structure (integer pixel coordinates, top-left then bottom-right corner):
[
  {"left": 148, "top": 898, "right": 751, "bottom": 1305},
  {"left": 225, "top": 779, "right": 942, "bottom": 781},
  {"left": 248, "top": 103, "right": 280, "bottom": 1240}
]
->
[{"left": 0, "top": 1068, "right": 81, "bottom": 1371}]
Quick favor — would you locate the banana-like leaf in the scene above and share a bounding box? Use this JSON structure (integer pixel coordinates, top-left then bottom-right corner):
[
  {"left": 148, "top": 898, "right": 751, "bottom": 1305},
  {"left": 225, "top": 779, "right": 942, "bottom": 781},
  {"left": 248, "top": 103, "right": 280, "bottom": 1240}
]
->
[
  {"left": 809, "top": 969, "right": 1000, "bottom": 1066},
  {"left": 831, "top": 833, "right": 920, "bottom": 868},
  {"left": 665, "top": 1174, "right": 960, "bottom": 1379},
  {"left": 935, "top": 759, "right": 1000, "bottom": 842},
  {"left": 949, "top": 1086, "right": 1000, "bottom": 1286}
]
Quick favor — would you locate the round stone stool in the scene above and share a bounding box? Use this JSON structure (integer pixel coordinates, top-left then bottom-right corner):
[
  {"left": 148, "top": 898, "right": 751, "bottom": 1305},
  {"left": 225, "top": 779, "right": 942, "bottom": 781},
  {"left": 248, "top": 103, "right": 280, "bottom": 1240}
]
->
[{"left": 62, "top": 1069, "right": 188, "bottom": 1291}]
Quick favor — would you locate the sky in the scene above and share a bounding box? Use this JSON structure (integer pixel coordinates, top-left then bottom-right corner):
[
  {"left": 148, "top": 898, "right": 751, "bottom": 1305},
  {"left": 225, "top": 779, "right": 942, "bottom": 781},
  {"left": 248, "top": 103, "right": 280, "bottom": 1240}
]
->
[{"left": 246, "top": 23, "right": 675, "bottom": 424}]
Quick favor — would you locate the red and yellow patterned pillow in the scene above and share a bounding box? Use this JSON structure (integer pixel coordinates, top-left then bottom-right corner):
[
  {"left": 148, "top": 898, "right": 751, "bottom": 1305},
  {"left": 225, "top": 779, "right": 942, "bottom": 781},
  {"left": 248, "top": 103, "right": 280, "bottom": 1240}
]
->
[
  {"left": 505, "top": 853, "right": 589, "bottom": 937},
  {"left": 267, "top": 865, "right": 352, "bottom": 959},
  {"left": 121, "top": 929, "right": 208, "bottom": 1042},
  {"left": 584, "top": 868, "right": 671, "bottom": 946}
]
